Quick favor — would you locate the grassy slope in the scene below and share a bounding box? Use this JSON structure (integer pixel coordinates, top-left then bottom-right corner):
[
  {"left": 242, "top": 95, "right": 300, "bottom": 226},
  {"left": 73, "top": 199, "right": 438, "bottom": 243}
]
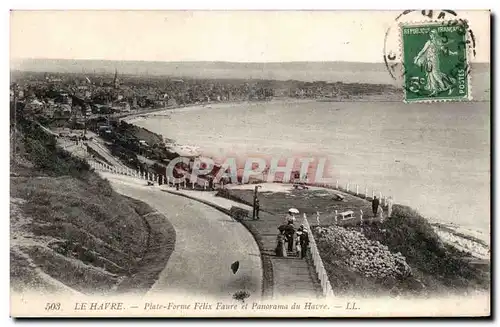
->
[
  {"left": 222, "top": 187, "right": 490, "bottom": 296},
  {"left": 10, "top": 119, "right": 175, "bottom": 295},
  {"left": 361, "top": 205, "right": 490, "bottom": 294}
]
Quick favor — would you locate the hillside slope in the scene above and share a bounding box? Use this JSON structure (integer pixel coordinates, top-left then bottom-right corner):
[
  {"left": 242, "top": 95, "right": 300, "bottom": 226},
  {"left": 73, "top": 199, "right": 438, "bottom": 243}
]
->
[{"left": 10, "top": 118, "right": 175, "bottom": 295}]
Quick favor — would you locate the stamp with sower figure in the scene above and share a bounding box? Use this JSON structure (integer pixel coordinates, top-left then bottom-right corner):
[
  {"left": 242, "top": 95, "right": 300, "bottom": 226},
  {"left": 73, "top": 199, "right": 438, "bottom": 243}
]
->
[{"left": 401, "top": 20, "right": 471, "bottom": 102}]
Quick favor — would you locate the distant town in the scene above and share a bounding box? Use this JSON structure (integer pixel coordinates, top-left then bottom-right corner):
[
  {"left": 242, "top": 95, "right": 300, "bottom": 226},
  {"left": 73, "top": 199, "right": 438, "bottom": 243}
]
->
[{"left": 10, "top": 69, "right": 401, "bottom": 125}]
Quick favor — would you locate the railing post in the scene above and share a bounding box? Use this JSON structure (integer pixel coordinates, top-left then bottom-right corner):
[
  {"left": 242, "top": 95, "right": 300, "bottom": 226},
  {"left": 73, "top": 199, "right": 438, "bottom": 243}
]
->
[
  {"left": 304, "top": 214, "right": 334, "bottom": 298},
  {"left": 356, "top": 184, "right": 359, "bottom": 195},
  {"left": 336, "top": 180, "right": 338, "bottom": 189}
]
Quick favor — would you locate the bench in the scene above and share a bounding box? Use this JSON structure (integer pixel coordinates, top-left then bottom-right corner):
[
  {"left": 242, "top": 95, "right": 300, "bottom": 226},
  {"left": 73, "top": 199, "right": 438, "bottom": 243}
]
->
[
  {"left": 332, "top": 193, "right": 345, "bottom": 201},
  {"left": 293, "top": 183, "right": 309, "bottom": 190},
  {"left": 339, "top": 210, "right": 354, "bottom": 220}
]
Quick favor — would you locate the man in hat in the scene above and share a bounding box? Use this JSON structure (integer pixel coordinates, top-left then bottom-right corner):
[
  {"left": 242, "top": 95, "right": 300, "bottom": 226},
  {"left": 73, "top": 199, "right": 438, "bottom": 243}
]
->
[
  {"left": 284, "top": 222, "right": 296, "bottom": 253},
  {"left": 372, "top": 196, "right": 380, "bottom": 217},
  {"left": 254, "top": 198, "right": 260, "bottom": 220},
  {"left": 297, "top": 225, "right": 310, "bottom": 259}
]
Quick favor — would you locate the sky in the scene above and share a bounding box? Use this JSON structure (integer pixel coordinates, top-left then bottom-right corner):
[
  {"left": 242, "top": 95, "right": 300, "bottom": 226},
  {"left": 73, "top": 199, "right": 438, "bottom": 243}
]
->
[{"left": 10, "top": 10, "right": 490, "bottom": 63}]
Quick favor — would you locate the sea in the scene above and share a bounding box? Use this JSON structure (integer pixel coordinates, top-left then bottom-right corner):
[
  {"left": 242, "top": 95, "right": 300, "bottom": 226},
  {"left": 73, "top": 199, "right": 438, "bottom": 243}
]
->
[{"left": 133, "top": 99, "right": 490, "bottom": 236}]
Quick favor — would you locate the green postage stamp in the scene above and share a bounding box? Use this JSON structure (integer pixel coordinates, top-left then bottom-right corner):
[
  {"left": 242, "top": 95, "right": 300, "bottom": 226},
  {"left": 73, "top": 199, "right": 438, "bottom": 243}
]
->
[{"left": 401, "top": 21, "right": 471, "bottom": 102}]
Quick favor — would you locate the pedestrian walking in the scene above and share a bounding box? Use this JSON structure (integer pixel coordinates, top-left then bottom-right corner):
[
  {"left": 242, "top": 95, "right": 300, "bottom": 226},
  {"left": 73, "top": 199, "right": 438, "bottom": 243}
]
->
[
  {"left": 300, "top": 227, "right": 310, "bottom": 259},
  {"left": 377, "top": 205, "right": 384, "bottom": 220},
  {"left": 284, "top": 222, "right": 296, "bottom": 253},
  {"left": 275, "top": 230, "right": 287, "bottom": 257},
  {"left": 254, "top": 198, "right": 260, "bottom": 220},
  {"left": 295, "top": 231, "right": 302, "bottom": 256},
  {"left": 372, "top": 196, "right": 380, "bottom": 216},
  {"left": 387, "top": 196, "right": 393, "bottom": 217}
]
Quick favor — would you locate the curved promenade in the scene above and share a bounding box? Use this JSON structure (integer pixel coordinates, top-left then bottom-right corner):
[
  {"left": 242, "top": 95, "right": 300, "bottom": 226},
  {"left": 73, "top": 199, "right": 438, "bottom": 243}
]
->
[
  {"left": 101, "top": 172, "right": 262, "bottom": 301},
  {"left": 158, "top": 187, "right": 322, "bottom": 300}
]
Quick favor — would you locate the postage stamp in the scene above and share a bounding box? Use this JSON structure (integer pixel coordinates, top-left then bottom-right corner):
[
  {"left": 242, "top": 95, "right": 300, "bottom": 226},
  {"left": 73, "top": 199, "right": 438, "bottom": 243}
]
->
[{"left": 400, "top": 20, "right": 472, "bottom": 102}]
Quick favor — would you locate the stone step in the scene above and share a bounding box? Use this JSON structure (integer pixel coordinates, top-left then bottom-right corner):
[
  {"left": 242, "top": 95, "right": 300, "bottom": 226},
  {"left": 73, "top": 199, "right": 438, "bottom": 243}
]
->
[
  {"left": 273, "top": 259, "right": 310, "bottom": 265},
  {"left": 277, "top": 284, "right": 317, "bottom": 291},
  {"left": 274, "top": 262, "right": 310, "bottom": 269}
]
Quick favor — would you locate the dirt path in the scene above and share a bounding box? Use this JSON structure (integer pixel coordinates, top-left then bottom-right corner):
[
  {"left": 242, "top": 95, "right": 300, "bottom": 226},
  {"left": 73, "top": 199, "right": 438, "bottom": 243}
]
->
[{"left": 101, "top": 172, "right": 262, "bottom": 301}]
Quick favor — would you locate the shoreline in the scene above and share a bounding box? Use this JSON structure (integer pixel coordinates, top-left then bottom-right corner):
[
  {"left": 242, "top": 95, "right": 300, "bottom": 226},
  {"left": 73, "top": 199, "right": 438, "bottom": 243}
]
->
[
  {"left": 121, "top": 98, "right": 318, "bottom": 124},
  {"left": 115, "top": 100, "right": 490, "bottom": 259}
]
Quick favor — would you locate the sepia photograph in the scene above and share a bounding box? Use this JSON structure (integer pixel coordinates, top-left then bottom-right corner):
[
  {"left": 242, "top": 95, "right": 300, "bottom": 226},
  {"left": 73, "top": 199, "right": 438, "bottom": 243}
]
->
[{"left": 9, "top": 9, "right": 491, "bottom": 317}]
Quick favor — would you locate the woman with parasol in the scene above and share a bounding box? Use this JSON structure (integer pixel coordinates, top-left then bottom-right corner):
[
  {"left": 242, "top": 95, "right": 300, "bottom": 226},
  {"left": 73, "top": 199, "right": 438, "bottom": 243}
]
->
[{"left": 284, "top": 208, "right": 299, "bottom": 224}]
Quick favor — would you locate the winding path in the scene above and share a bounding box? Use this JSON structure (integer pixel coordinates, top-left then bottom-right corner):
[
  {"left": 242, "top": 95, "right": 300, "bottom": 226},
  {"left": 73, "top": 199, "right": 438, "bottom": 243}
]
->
[{"left": 100, "top": 172, "right": 262, "bottom": 301}]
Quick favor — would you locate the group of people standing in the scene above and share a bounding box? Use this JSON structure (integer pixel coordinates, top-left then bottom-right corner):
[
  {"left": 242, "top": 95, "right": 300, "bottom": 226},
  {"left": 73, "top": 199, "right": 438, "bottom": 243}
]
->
[{"left": 275, "top": 209, "right": 310, "bottom": 258}]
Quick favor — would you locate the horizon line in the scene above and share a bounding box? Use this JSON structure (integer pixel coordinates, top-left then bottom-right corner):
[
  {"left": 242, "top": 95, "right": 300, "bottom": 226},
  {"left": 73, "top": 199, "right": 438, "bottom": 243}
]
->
[{"left": 11, "top": 57, "right": 492, "bottom": 65}]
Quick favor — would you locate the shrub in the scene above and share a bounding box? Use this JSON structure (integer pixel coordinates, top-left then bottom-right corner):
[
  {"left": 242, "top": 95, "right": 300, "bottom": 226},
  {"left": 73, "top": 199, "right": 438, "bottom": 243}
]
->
[{"left": 362, "top": 204, "right": 489, "bottom": 290}]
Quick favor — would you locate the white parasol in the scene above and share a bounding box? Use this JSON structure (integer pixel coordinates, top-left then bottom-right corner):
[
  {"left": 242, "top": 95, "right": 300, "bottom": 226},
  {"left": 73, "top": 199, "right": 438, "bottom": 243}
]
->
[{"left": 288, "top": 208, "right": 300, "bottom": 214}]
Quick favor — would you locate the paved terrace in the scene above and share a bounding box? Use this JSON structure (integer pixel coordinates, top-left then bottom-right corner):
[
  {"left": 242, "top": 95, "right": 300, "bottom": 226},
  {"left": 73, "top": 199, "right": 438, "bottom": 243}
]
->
[{"left": 157, "top": 185, "right": 323, "bottom": 299}]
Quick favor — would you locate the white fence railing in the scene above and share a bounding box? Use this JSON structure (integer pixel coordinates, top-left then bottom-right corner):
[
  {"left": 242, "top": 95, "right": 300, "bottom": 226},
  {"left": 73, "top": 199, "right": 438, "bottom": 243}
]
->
[
  {"left": 303, "top": 214, "right": 334, "bottom": 298},
  {"left": 90, "top": 160, "right": 210, "bottom": 190},
  {"left": 310, "top": 180, "right": 393, "bottom": 208}
]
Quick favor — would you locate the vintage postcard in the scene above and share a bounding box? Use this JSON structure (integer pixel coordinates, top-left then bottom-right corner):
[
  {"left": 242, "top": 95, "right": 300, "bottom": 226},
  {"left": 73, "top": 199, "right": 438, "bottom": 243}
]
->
[{"left": 9, "top": 10, "right": 491, "bottom": 317}]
